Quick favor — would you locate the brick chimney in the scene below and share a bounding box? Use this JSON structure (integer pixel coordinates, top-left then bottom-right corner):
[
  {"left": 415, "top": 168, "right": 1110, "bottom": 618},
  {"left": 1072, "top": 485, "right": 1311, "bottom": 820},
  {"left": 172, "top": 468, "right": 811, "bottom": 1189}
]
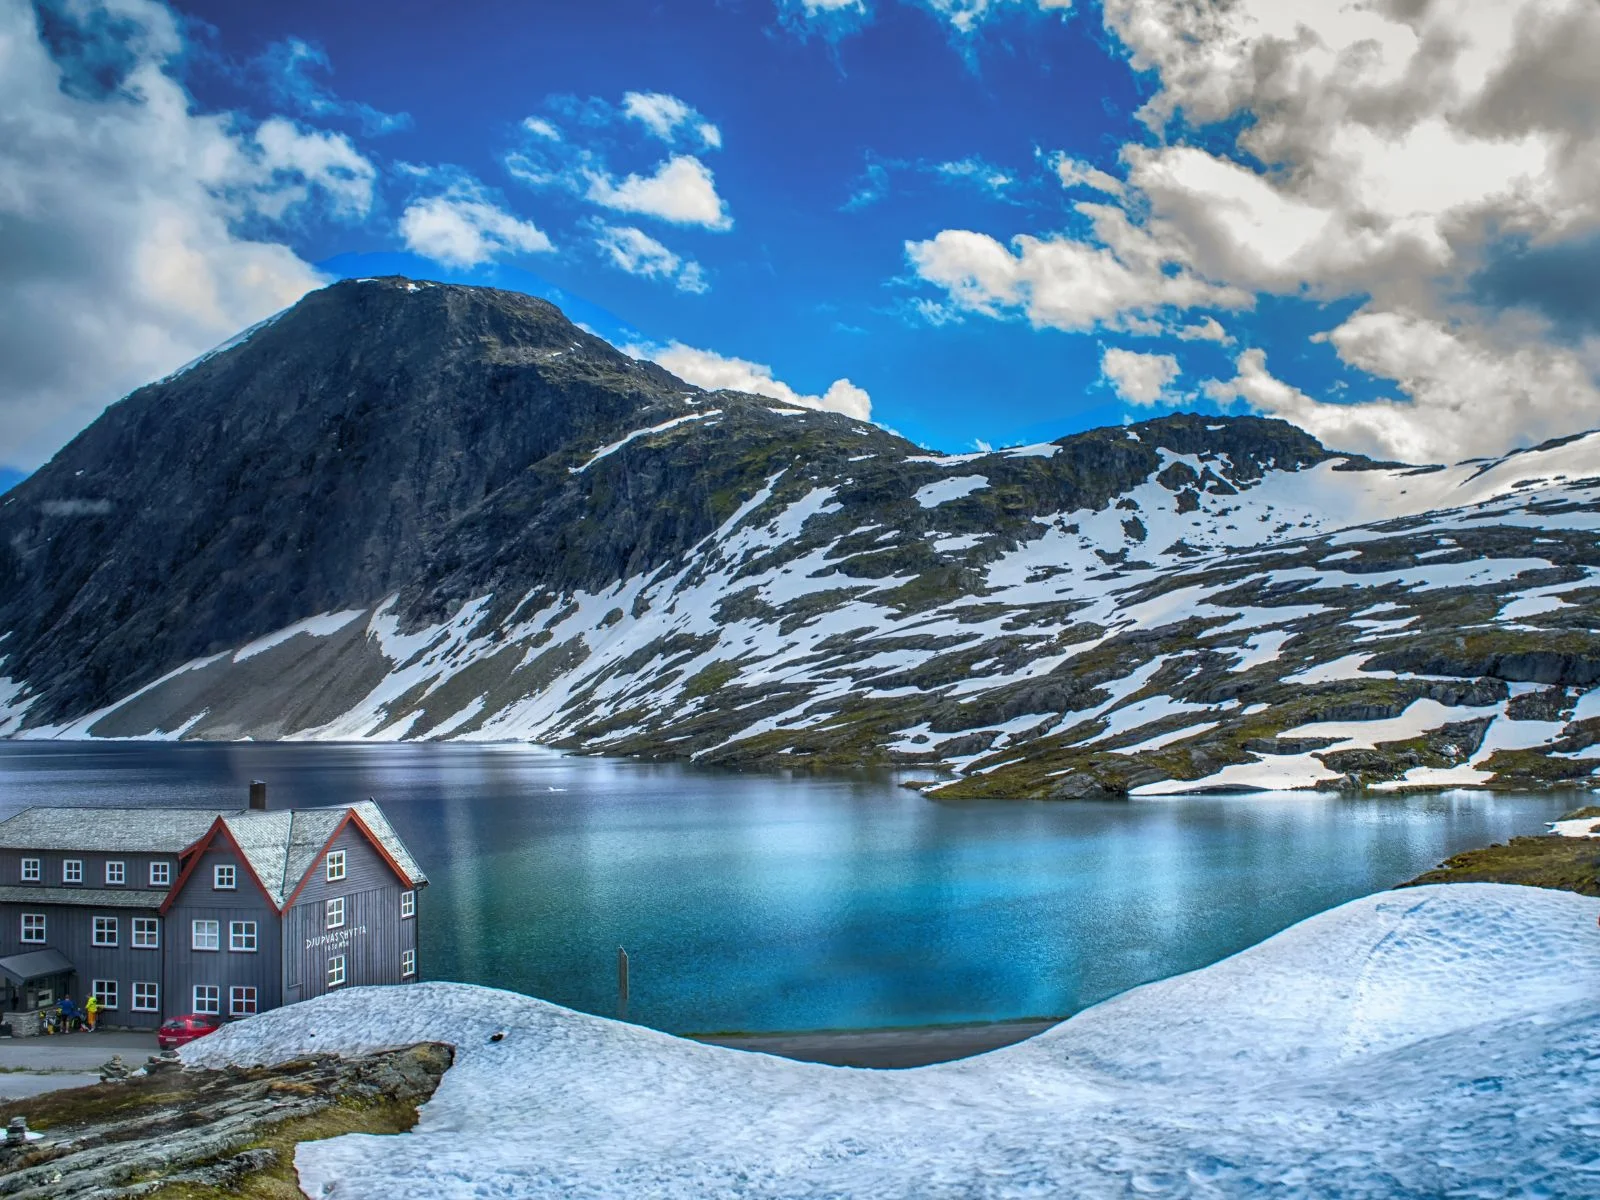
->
[{"left": 249, "top": 780, "right": 268, "bottom": 811}]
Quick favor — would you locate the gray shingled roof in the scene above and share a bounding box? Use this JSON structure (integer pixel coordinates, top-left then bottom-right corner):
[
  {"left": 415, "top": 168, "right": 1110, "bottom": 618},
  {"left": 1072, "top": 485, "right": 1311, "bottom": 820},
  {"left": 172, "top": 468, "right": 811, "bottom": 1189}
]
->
[
  {"left": 0, "top": 802, "right": 426, "bottom": 911},
  {"left": 0, "top": 807, "right": 222, "bottom": 853},
  {"left": 0, "top": 885, "right": 168, "bottom": 909},
  {"left": 216, "top": 802, "right": 425, "bottom": 908}
]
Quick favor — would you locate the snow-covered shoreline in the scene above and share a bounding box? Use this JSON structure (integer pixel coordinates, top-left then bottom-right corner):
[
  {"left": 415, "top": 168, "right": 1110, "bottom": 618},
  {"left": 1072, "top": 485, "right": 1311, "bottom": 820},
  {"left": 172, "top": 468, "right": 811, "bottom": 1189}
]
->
[{"left": 187, "top": 883, "right": 1600, "bottom": 1198}]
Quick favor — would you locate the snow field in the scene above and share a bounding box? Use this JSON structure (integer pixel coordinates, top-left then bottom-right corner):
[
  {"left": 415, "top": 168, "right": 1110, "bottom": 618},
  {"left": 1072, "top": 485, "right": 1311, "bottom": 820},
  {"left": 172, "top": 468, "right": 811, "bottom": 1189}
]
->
[{"left": 185, "top": 885, "right": 1600, "bottom": 1199}]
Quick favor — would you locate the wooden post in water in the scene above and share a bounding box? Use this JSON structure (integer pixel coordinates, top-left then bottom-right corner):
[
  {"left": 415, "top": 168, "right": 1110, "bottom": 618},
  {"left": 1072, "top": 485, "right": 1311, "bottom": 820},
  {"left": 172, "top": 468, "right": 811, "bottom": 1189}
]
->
[{"left": 617, "top": 946, "right": 629, "bottom": 1020}]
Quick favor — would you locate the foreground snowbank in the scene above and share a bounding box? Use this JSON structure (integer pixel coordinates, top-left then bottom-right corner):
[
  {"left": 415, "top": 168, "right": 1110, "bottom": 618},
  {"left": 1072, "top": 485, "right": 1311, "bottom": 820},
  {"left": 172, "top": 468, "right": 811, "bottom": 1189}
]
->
[{"left": 188, "top": 884, "right": 1600, "bottom": 1199}]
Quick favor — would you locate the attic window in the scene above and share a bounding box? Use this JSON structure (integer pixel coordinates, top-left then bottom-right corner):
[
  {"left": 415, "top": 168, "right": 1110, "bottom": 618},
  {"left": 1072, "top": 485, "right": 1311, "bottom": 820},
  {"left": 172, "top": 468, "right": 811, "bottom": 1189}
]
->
[
  {"left": 105, "top": 861, "right": 125, "bottom": 885},
  {"left": 214, "top": 864, "right": 236, "bottom": 890},
  {"left": 63, "top": 860, "right": 83, "bottom": 884},
  {"left": 150, "top": 862, "right": 171, "bottom": 887},
  {"left": 326, "top": 850, "right": 346, "bottom": 881},
  {"left": 20, "top": 858, "right": 40, "bottom": 882}
]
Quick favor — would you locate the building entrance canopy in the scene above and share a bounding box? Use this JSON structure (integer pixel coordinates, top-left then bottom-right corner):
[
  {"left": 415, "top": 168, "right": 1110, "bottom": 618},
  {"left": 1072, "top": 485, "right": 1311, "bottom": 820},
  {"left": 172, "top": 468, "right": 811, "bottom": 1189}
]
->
[{"left": 0, "top": 948, "right": 75, "bottom": 986}]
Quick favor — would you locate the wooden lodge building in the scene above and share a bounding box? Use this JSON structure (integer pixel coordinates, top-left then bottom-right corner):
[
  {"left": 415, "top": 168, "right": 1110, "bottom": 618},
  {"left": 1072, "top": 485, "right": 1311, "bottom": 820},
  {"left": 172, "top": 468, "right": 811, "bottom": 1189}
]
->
[{"left": 0, "top": 784, "right": 425, "bottom": 1033}]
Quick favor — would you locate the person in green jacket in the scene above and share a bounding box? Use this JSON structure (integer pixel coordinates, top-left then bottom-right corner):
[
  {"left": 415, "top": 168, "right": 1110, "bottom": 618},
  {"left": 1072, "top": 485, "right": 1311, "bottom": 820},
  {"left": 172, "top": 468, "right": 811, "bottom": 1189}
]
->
[{"left": 85, "top": 993, "right": 99, "bottom": 1032}]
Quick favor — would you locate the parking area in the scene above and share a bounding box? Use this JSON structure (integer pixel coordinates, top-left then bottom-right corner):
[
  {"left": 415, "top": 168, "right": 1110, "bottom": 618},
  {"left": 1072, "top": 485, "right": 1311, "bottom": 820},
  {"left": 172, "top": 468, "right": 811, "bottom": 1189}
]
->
[{"left": 0, "top": 1029, "right": 159, "bottom": 1099}]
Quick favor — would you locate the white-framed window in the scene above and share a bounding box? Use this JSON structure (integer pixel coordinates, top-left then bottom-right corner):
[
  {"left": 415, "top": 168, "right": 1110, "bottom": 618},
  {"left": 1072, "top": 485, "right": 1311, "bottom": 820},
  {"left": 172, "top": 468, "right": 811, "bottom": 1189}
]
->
[
  {"left": 326, "top": 850, "right": 347, "bottom": 881},
  {"left": 63, "top": 859, "right": 83, "bottom": 884},
  {"left": 92, "top": 915, "right": 118, "bottom": 947},
  {"left": 191, "top": 919, "right": 220, "bottom": 951},
  {"left": 105, "top": 861, "right": 125, "bottom": 885},
  {"left": 402, "top": 948, "right": 416, "bottom": 978},
  {"left": 325, "top": 896, "right": 345, "bottom": 929},
  {"left": 20, "top": 913, "right": 45, "bottom": 944},
  {"left": 149, "top": 861, "right": 171, "bottom": 887},
  {"left": 133, "top": 917, "right": 159, "bottom": 949},
  {"left": 132, "top": 981, "right": 159, "bottom": 1012},
  {"left": 327, "top": 955, "right": 346, "bottom": 988},
  {"left": 213, "top": 864, "right": 236, "bottom": 890},
  {"left": 20, "top": 857, "right": 40, "bottom": 882},
  {"left": 193, "top": 985, "right": 220, "bottom": 1015},
  {"left": 400, "top": 890, "right": 415, "bottom": 919},
  {"left": 229, "top": 920, "right": 258, "bottom": 952},
  {"left": 229, "top": 986, "right": 258, "bottom": 1017},
  {"left": 92, "top": 979, "right": 118, "bottom": 1010}
]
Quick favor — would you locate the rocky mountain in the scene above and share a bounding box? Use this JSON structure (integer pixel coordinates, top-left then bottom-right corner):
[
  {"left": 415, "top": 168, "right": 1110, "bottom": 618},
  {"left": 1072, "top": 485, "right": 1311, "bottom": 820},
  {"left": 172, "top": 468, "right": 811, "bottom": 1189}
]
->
[{"left": 4, "top": 276, "right": 1600, "bottom": 798}]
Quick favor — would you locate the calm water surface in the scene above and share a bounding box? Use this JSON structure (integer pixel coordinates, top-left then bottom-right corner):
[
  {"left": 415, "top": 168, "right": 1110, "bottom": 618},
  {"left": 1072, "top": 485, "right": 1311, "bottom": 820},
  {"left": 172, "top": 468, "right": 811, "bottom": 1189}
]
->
[{"left": 0, "top": 742, "right": 1576, "bottom": 1034}]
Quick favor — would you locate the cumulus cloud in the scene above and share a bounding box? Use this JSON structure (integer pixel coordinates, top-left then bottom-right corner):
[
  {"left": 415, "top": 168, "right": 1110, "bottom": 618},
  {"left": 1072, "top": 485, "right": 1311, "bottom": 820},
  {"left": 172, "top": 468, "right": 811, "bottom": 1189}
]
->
[
  {"left": 1111, "top": 0, "right": 1600, "bottom": 460},
  {"left": 1173, "top": 316, "right": 1233, "bottom": 345},
  {"left": 1206, "top": 314, "right": 1600, "bottom": 464},
  {"left": 0, "top": 0, "right": 387, "bottom": 471},
  {"left": 1101, "top": 348, "right": 1181, "bottom": 407},
  {"left": 508, "top": 92, "right": 734, "bottom": 232},
  {"left": 593, "top": 224, "right": 708, "bottom": 293},
  {"left": 399, "top": 185, "right": 554, "bottom": 268},
  {"left": 584, "top": 155, "right": 733, "bottom": 230},
  {"left": 630, "top": 342, "right": 872, "bottom": 421},
  {"left": 621, "top": 92, "right": 721, "bottom": 150},
  {"left": 905, "top": 0, "right": 1600, "bottom": 461},
  {"left": 905, "top": 207, "right": 1249, "bottom": 333}
]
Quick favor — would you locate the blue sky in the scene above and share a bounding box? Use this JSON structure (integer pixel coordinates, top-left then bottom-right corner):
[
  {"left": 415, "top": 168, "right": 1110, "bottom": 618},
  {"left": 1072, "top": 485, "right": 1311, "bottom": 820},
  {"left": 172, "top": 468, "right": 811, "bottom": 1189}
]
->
[
  {"left": 5, "top": 0, "right": 1600, "bottom": 482},
  {"left": 172, "top": 0, "right": 1174, "bottom": 451}
]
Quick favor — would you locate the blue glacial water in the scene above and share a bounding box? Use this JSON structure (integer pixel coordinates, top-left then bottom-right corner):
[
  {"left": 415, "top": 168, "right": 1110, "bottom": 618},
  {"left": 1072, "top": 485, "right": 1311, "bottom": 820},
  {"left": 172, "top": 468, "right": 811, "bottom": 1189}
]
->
[{"left": 0, "top": 741, "right": 1577, "bottom": 1033}]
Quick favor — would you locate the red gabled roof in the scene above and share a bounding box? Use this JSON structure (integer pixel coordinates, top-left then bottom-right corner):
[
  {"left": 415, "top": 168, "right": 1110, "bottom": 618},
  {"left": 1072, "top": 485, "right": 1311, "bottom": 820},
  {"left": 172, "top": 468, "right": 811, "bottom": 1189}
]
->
[
  {"left": 279, "top": 808, "right": 418, "bottom": 911},
  {"left": 159, "top": 817, "right": 282, "bottom": 915}
]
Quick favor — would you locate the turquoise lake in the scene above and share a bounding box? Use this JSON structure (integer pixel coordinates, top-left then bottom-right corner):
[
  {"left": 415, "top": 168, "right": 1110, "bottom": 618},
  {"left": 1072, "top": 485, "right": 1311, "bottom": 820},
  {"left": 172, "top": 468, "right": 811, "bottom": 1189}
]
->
[{"left": 0, "top": 742, "right": 1576, "bottom": 1033}]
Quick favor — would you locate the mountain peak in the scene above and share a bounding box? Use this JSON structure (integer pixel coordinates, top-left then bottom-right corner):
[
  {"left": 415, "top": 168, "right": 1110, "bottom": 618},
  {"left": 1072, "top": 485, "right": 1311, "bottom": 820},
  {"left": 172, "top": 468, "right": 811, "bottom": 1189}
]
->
[{"left": 6, "top": 281, "right": 1600, "bottom": 804}]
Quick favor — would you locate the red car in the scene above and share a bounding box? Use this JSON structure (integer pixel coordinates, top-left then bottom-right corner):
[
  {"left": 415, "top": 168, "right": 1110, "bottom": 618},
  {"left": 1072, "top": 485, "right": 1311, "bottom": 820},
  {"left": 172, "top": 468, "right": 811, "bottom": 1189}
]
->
[{"left": 157, "top": 1013, "right": 225, "bottom": 1050}]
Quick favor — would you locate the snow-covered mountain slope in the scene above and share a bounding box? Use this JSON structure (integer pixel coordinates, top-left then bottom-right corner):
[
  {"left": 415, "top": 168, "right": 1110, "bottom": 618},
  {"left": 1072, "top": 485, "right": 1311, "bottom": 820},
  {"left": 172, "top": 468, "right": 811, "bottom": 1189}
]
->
[
  {"left": 184, "top": 883, "right": 1600, "bottom": 1199},
  {"left": 5, "top": 278, "right": 1600, "bottom": 796}
]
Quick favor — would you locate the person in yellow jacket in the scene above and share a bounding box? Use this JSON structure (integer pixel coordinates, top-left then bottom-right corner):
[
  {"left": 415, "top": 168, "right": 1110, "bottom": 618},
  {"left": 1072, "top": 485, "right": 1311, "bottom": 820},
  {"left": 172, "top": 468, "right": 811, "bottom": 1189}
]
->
[{"left": 85, "top": 993, "right": 99, "bottom": 1032}]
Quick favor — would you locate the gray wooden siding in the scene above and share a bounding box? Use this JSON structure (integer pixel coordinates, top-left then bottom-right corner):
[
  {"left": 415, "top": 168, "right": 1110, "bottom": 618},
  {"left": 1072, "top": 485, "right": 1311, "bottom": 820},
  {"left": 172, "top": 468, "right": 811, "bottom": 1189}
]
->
[
  {"left": 283, "top": 823, "right": 415, "bottom": 1003},
  {"left": 0, "top": 850, "right": 178, "bottom": 890},
  {"left": 293, "top": 824, "right": 408, "bottom": 907},
  {"left": 0, "top": 902, "right": 165, "bottom": 1029},
  {"left": 165, "top": 845, "right": 282, "bottom": 1017}
]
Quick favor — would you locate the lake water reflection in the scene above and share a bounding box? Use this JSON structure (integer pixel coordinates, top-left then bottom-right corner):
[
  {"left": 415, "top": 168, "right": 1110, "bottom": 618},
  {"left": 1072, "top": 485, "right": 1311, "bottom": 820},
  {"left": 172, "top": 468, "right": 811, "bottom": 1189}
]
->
[{"left": 0, "top": 742, "right": 1575, "bottom": 1033}]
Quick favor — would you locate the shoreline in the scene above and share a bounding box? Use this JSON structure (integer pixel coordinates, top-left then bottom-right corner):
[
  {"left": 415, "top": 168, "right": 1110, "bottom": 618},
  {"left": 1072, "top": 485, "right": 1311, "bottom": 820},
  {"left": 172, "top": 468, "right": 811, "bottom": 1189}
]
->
[{"left": 688, "top": 1016, "right": 1063, "bottom": 1068}]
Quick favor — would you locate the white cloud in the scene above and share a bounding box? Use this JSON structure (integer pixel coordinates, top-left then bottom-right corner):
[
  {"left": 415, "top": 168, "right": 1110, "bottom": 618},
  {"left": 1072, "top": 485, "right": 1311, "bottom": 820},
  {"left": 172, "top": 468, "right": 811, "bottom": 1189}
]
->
[
  {"left": 1174, "top": 316, "right": 1233, "bottom": 345},
  {"left": 250, "top": 117, "right": 377, "bottom": 219},
  {"left": 905, "top": 213, "right": 1249, "bottom": 333},
  {"left": 521, "top": 117, "right": 561, "bottom": 141},
  {"left": 902, "top": 0, "right": 1600, "bottom": 461},
  {"left": 1101, "top": 347, "right": 1181, "bottom": 407},
  {"left": 585, "top": 155, "right": 733, "bottom": 230},
  {"left": 630, "top": 342, "right": 872, "bottom": 421},
  {"left": 1096, "top": 0, "right": 1600, "bottom": 459},
  {"left": 0, "top": 0, "right": 382, "bottom": 471},
  {"left": 921, "top": 0, "right": 1073, "bottom": 35},
  {"left": 620, "top": 92, "right": 722, "bottom": 151},
  {"left": 936, "top": 157, "right": 1015, "bottom": 195},
  {"left": 399, "top": 187, "right": 554, "bottom": 268},
  {"left": 1202, "top": 312, "right": 1600, "bottom": 464},
  {"left": 1050, "top": 154, "right": 1124, "bottom": 197},
  {"left": 593, "top": 224, "right": 708, "bottom": 293}
]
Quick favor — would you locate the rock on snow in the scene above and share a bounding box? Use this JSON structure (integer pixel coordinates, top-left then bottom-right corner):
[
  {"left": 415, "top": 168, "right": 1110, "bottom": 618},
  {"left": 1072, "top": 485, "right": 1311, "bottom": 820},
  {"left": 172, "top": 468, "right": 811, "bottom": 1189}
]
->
[{"left": 185, "top": 884, "right": 1600, "bottom": 1198}]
